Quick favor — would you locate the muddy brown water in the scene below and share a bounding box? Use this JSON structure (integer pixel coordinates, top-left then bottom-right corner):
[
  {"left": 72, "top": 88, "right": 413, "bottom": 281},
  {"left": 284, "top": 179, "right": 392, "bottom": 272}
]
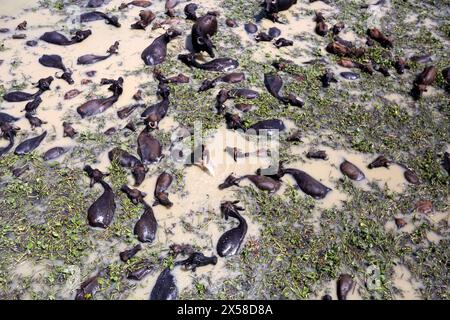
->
[{"left": 1, "top": 0, "right": 447, "bottom": 300}]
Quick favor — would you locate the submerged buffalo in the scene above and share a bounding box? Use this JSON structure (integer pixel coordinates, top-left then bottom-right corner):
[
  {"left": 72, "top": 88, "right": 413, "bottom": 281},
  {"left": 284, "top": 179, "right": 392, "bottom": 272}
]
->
[
  {"left": 77, "top": 77, "right": 123, "bottom": 118},
  {"left": 178, "top": 53, "right": 239, "bottom": 72},
  {"left": 165, "top": 0, "right": 185, "bottom": 17},
  {"left": 198, "top": 72, "right": 245, "bottom": 92},
  {"left": 0, "top": 112, "right": 19, "bottom": 123},
  {"left": 368, "top": 155, "right": 391, "bottom": 169},
  {"left": 63, "top": 122, "right": 77, "bottom": 138},
  {"left": 43, "top": 147, "right": 67, "bottom": 161},
  {"left": 216, "top": 88, "right": 259, "bottom": 113},
  {"left": 217, "top": 201, "right": 248, "bottom": 257},
  {"left": 117, "top": 103, "right": 143, "bottom": 119},
  {"left": 150, "top": 267, "right": 178, "bottom": 300},
  {"left": 219, "top": 173, "right": 281, "bottom": 194},
  {"left": 87, "top": 0, "right": 105, "bottom": 8},
  {"left": 141, "top": 83, "right": 171, "bottom": 129},
  {"left": 411, "top": 66, "right": 437, "bottom": 100},
  {"left": 108, "top": 147, "right": 147, "bottom": 186},
  {"left": 0, "top": 122, "right": 20, "bottom": 157},
  {"left": 442, "top": 152, "right": 449, "bottom": 176},
  {"left": 75, "top": 270, "right": 107, "bottom": 300},
  {"left": 38, "top": 55, "right": 74, "bottom": 84},
  {"left": 367, "top": 28, "right": 393, "bottom": 48},
  {"left": 175, "top": 252, "right": 218, "bottom": 271},
  {"left": 121, "top": 185, "right": 147, "bottom": 205},
  {"left": 77, "top": 41, "right": 119, "bottom": 65},
  {"left": 3, "top": 76, "right": 53, "bottom": 102},
  {"left": 337, "top": 274, "right": 354, "bottom": 300},
  {"left": 281, "top": 168, "right": 332, "bottom": 199},
  {"left": 137, "top": 129, "right": 163, "bottom": 164},
  {"left": 87, "top": 180, "right": 116, "bottom": 228},
  {"left": 14, "top": 131, "right": 47, "bottom": 155},
  {"left": 141, "top": 29, "right": 181, "bottom": 66},
  {"left": 191, "top": 11, "right": 218, "bottom": 57},
  {"left": 153, "top": 172, "right": 173, "bottom": 207},
  {"left": 247, "top": 119, "right": 286, "bottom": 134},
  {"left": 23, "top": 96, "right": 42, "bottom": 114},
  {"left": 119, "top": 1, "right": 152, "bottom": 10},
  {"left": 80, "top": 11, "right": 121, "bottom": 27},
  {"left": 340, "top": 160, "right": 365, "bottom": 181},
  {"left": 314, "top": 12, "right": 329, "bottom": 37},
  {"left": 25, "top": 112, "right": 46, "bottom": 129},
  {"left": 119, "top": 244, "right": 142, "bottom": 262},
  {"left": 264, "top": 73, "right": 285, "bottom": 102},
  {"left": 84, "top": 165, "right": 109, "bottom": 188},
  {"left": 40, "top": 30, "right": 92, "bottom": 45},
  {"left": 134, "top": 204, "right": 158, "bottom": 243},
  {"left": 263, "top": 0, "right": 297, "bottom": 23},
  {"left": 153, "top": 70, "right": 190, "bottom": 84},
  {"left": 131, "top": 10, "right": 155, "bottom": 29}
]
